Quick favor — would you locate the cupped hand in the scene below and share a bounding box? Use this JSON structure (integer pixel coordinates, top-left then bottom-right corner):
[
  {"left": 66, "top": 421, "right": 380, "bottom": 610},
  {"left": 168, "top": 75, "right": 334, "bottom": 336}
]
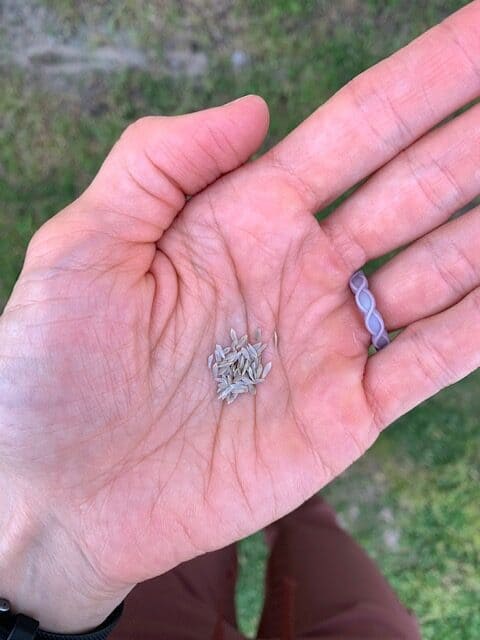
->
[{"left": 2, "top": 1, "right": 480, "bottom": 632}]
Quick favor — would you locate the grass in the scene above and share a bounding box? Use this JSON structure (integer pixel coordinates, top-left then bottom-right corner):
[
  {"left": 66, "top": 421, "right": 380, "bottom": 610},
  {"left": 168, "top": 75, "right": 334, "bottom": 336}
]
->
[
  {"left": 1, "top": 1, "right": 478, "bottom": 637},
  {"left": 324, "top": 373, "right": 480, "bottom": 640}
]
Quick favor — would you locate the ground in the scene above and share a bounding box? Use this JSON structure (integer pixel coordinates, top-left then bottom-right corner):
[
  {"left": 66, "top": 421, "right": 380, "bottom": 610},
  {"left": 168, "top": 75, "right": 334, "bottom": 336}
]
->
[{"left": 0, "top": 1, "right": 478, "bottom": 638}]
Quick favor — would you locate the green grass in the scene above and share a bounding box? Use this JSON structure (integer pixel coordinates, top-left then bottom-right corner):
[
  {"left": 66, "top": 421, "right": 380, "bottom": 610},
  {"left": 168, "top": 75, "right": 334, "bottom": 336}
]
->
[
  {"left": 1, "top": 1, "right": 478, "bottom": 637},
  {"left": 324, "top": 372, "right": 480, "bottom": 640}
]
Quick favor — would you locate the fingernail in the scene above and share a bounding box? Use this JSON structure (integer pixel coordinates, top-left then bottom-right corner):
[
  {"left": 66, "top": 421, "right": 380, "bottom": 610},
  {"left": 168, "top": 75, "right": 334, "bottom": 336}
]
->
[{"left": 230, "top": 94, "right": 256, "bottom": 103}]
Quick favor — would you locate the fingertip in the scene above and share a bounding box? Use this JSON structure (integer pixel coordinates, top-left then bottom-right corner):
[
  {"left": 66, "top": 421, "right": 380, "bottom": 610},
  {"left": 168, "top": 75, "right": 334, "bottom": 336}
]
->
[{"left": 226, "top": 93, "right": 270, "bottom": 129}]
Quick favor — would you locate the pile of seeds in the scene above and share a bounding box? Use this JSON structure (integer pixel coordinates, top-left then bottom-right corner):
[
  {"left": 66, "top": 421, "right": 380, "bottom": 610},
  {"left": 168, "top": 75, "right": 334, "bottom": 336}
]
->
[{"left": 208, "top": 329, "right": 272, "bottom": 404}]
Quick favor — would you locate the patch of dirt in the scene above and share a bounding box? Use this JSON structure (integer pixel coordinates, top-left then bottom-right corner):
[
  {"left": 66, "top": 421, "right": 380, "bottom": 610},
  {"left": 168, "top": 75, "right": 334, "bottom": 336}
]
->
[
  {"left": 324, "top": 450, "right": 403, "bottom": 556},
  {"left": 0, "top": 0, "right": 148, "bottom": 100},
  {"left": 0, "top": 0, "right": 251, "bottom": 95}
]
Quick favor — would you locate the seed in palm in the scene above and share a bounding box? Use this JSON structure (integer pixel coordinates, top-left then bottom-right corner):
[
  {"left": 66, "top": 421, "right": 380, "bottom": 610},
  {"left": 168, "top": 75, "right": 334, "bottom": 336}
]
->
[{"left": 208, "top": 328, "right": 272, "bottom": 404}]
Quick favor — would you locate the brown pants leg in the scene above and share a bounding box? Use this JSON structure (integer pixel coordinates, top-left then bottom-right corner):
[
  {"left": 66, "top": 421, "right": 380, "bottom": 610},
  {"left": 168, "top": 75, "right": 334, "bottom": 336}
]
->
[
  {"left": 111, "top": 497, "right": 420, "bottom": 639},
  {"left": 257, "top": 495, "right": 421, "bottom": 639},
  {"left": 110, "top": 544, "right": 244, "bottom": 640}
]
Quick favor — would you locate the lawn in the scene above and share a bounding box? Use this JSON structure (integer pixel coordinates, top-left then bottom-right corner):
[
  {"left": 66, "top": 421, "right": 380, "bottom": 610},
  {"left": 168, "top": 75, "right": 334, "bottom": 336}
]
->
[{"left": 1, "top": 1, "right": 478, "bottom": 638}]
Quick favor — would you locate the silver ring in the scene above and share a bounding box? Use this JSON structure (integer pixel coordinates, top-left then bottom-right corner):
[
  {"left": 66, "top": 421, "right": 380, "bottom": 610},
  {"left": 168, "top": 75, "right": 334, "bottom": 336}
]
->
[{"left": 349, "top": 270, "right": 390, "bottom": 350}]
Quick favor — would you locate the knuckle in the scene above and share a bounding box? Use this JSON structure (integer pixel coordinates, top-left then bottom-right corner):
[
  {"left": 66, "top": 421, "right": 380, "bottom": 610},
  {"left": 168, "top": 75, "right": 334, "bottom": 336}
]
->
[
  {"left": 320, "top": 216, "right": 368, "bottom": 275},
  {"left": 403, "top": 145, "right": 464, "bottom": 216},
  {"left": 202, "top": 122, "right": 240, "bottom": 165},
  {"left": 402, "top": 147, "right": 443, "bottom": 214},
  {"left": 346, "top": 71, "right": 412, "bottom": 152},
  {"left": 440, "top": 21, "right": 480, "bottom": 84},
  {"left": 25, "top": 223, "right": 51, "bottom": 259},
  {"left": 422, "top": 232, "right": 478, "bottom": 299},
  {"left": 123, "top": 115, "right": 156, "bottom": 138},
  {"left": 119, "top": 116, "right": 164, "bottom": 152},
  {"left": 405, "top": 323, "right": 455, "bottom": 389}
]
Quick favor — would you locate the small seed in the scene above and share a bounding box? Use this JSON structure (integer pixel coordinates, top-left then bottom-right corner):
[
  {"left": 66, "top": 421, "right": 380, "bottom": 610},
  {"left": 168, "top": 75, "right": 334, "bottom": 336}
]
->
[
  {"left": 262, "top": 362, "right": 272, "bottom": 378},
  {"left": 238, "top": 334, "right": 248, "bottom": 348},
  {"left": 247, "top": 344, "right": 258, "bottom": 359}
]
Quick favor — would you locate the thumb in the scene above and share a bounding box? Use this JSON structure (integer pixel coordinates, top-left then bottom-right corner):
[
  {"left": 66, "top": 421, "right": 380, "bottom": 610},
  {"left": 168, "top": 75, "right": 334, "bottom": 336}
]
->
[
  {"left": 26, "top": 95, "right": 269, "bottom": 273},
  {"left": 81, "top": 95, "right": 269, "bottom": 244}
]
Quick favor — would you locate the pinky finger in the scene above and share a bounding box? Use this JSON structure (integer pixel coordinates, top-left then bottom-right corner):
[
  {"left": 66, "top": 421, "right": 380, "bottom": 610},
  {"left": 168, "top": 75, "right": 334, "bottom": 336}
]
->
[{"left": 364, "top": 287, "right": 480, "bottom": 430}]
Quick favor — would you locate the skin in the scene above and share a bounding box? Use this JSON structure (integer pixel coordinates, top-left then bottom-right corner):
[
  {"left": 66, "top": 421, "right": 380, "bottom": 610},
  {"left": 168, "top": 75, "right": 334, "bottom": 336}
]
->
[{"left": 1, "top": 1, "right": 480, "bottom": 633}]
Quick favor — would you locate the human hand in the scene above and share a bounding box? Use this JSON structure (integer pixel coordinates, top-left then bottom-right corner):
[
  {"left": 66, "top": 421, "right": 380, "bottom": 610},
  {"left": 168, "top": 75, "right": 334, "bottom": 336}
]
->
[{"left": 2, "top": 1, "right": 480, "bottom": 632}]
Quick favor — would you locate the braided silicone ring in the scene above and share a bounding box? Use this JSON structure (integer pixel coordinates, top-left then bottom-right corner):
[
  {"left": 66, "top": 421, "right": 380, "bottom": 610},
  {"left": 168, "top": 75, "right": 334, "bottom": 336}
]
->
[{"left": 349, "top": 270, "right": 390, "bottom": 351}]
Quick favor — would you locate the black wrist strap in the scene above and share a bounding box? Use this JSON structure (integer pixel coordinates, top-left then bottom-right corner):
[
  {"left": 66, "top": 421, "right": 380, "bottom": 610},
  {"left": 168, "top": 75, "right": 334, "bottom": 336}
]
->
[{"left": 0, "top": 602, "right": 123, "bottom": 640}]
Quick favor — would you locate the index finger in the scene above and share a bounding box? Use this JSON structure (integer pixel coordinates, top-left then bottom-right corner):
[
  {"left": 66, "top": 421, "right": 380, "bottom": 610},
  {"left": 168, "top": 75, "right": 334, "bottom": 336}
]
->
[{"left": 259, "top": 0, "right": 480, "bottom": 213}]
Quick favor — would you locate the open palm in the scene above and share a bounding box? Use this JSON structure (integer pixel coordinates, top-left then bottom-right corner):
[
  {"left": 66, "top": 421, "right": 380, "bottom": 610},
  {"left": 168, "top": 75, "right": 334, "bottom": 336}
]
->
[{"left": 2, "top": 1, "right": 480, "bottom": 626}]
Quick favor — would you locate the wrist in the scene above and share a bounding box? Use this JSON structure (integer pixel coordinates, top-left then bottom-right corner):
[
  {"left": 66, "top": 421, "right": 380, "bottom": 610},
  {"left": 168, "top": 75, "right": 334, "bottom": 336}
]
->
[{"left": 0, "top": 483, "right": 132, "bottom": 634}]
